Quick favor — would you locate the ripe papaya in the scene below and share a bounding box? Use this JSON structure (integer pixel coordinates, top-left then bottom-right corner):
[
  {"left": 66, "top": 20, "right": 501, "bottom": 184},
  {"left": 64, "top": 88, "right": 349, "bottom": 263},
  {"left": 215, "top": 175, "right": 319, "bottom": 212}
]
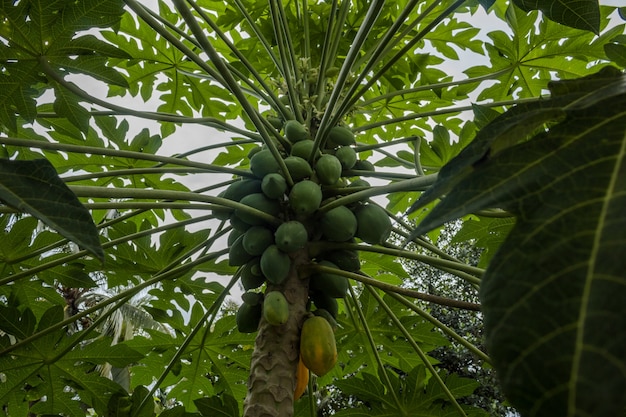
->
[
  {"left": 229, "top": 235, "right": 255, "bottom": 267},
  {"left": 294, "top": 356, "right": 309, "bottom": 400},
  {"left": 354, "top": 203, "right": 392, "bottom": 244},
  {"left": 309, "top": 260, "right": 349, "bottom": 298},
  {"left": 263, "top": 291, "right": 289, "bottom": 326},
  {"left": 236, "top": 193, "right": 281, "bottom": 226},
  {"left": 242, "top": 226, "right": 275, "bottom": 256},
  {"left": 311, "top": 291, "right": 339, "bottom": 318},
  {"left": 250, "top": 149, "right": 281, "bottom": 179},
  {"left": 321, "top": 249, "right": 360, "bottom": 272},
  {"left": 334, "top": 146, "right": 357, "bottom": 169},
  {"left": 353, "top": 159, "right": 375, "bottom": 172},
  {"left": 224, "top": 178, "right": 263, "bottom": 202},
  {"left": 327, "top": 125, "right": 355, "bottom": 147},
  {"left": 284, "top": 120, "right": 309, "bottom": 143},
  {"left": 289, "top": 180, "right": 322, "bottom": 216},
  {"left": 283, "top": 156, "right": 313, "bottom": 181},
  {"left": 261, "top": 173, "right": 287, "bottom": 199},
  {"left": 274, "top": 221, "right": 308, "bottom": 253},
  {"left": 260, "top": 245, "right": 291, "bottom": 285},
  {"left": 236, "top": 302, "right": 262, "bottom": 333},
  {"left": 315, "top": 154, "right": 342, "bottom": 185},
  {"left": 291, "top": 140, "right": 320, "bottom": 160},
  {"left": 240, "top": 258, "right": 265, "bottom": 290},
  {"left": 320, "top": 205, "right": 357, "bottom": 242},
  {"left": 300, "top": 316, "right": 337, "bottom": 376}
]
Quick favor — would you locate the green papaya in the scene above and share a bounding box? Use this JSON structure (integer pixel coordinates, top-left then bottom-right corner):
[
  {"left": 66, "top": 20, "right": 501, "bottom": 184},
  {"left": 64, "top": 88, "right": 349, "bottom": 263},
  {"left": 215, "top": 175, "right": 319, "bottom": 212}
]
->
[
  {"left": 224, "top": 178, "right": 263, "bottom": 202},
  {"left": 250, "top": 149, "right": 281, "bottom": 179},
  {"left": 315, "top": 154, "right": 342, "bottom": 185},
  {"left": 241, "top": 291, "right": 263, "bottom": 306},
  {"left": 327, "top": 125, "right": 355, "bottom": 147},
  {"left": 240, "top": 258, "right": 265, "bottom": 290},
  {"left": 291, "top": 140, "right": 320, "bottom": 160},
  {"left": 348, "top": 178, "right": 370, "bottom": 188},
  {"left": 230, "top": 211, "right": 253, "bottom": 232},
  {"left": 260, "top": 245, "right": 291, "bottom": 285},
  {"left": 309, "top": 260, "right": 349, "bottom": 298},
  {"left": 242, "top": 226, "right": 275, "bottom": 256},
  {"left": 284, "top": 120, "right": 309, "bottom": 143},
  {"left": 283, "top": 156, "right": 313, "bottom": 181},
  {"left": 334, "top": 146, "right": 357, "bottom": 169},
  {"left": 236, "top": 193, "right": 282, "bottom": 226},
  {"left": 274, "top": 221, "right": 308, "bottom": 253},
  {"left": 320, "top": 205, "right": 357, "bottom": 242},
  {"left": 267, "top": 116, "right": 283, "bottom": 130},
  {"left": 229, "top": 235, "right": 255, "bottom": 267},
  {"left": 354, "top": 204, "right": 392, "bottom": 244},
  {"left": 236, "top": 302, "right": 262, "bottom": 333},
  {"left": 289, "top": 180, "right": 322, "bottom": 216},
  {"left": 212, "top": 190, "right": 233, "bottom": 221},
  {"left": 324, "top": 66, "right": 339, "bottom": 78},
  {"left": 227, "top": 228, "right": 244, "bottom": 246},
  {"left": 311, "top": 291, "right": 339, "bottom": 318},
  {"left": 353, "top": 159, "right": 375, "bottom": 172},
  {"left": 321, "top": 249, "right": 360, "bottom": 272},
  {"left": 247, "top": 145, "right": 263, "bottom": 160},
  {"left": 263, "top": 291, "right": 289, "bottom": 326},
  {"left": 261, "top": 173, "right": 288, "bottom": 199}
]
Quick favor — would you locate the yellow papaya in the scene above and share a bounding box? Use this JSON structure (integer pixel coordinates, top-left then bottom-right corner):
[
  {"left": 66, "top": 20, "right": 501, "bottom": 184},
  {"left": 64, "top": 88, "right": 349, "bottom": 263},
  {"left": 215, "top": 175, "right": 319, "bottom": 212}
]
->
[
  {"left": 300, "top": 316, "right": 337, "bottom": 377},
  {"left": 294, "top": 356, "right": 309, "bottom": 400}
]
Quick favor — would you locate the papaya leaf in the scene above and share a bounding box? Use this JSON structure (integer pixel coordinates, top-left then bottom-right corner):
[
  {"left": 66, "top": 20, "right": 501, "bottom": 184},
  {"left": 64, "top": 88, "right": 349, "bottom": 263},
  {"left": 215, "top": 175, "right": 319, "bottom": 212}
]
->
[
  {"left": 512, "top": 0, "right": 600, "bottom": 34},
  {"left": 0, "top": 158, "right": 104, "bottom": 261},
  {"left": 409, "top": 69, "right": 626, "bottom": 416}
]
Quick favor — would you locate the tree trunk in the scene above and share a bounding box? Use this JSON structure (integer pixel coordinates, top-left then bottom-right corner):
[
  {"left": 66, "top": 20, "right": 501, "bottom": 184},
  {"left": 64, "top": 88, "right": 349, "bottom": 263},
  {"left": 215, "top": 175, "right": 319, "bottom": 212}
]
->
[{"left": 243, "top": 249, "right": 310, "bottom": 417}]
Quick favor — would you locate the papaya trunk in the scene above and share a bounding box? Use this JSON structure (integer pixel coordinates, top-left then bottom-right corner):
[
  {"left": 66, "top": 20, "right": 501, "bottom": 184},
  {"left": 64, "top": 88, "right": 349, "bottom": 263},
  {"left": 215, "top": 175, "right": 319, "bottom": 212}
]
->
[{"left": 243, "top": 249, "right": 310, "bottom": 417}]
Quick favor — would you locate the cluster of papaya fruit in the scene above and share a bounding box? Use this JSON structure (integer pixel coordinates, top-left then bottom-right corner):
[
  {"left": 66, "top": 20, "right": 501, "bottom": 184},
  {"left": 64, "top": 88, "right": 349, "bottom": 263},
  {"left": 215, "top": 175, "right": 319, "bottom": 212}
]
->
[{"left": 216, "top": 117, "right": 392, "bottom": 392}]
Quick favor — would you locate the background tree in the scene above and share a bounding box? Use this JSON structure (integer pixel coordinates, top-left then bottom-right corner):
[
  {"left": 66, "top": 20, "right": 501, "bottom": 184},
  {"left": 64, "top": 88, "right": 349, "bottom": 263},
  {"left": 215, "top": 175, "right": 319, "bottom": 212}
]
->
[{"left": 0, "top": 1, "right": 624, "bottom": 417}]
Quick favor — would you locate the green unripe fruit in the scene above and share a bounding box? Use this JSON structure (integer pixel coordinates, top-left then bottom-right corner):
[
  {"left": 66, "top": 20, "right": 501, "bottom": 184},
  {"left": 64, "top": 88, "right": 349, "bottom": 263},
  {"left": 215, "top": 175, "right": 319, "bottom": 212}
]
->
[
  {"left": 334, "top": 146, "right": 357, "bottom": 169},
  {"left": 310, "top": 260, "right": 349, "bottom": 298},
  {"left": 327, "top": 125, "right": 355, "bottom": 147},
  {"left": 229, "top": 235, "right": 255, "bottom": 267},
  {"left": 228, "top": 228, "right": 245, "bottom": 246},
  {"left": 241, "top": 258, "right": 265, "bottom": 290},
  {"left": 236, "top": 302, "right": 262, "bottom": 333},
  {"left": 250, "top": 149, "right": 281, "bottom": 179},
  {"left": 212, "top": 190, "right": 233, "bottom": 221},
  {"left": 354, "top": 204, "right": 392, "bottom": 244},
  {"left": 261, "top": 173, "right": 288, "bottom": 199},
  {"left": 241, "top": 291, "right": 263, "bottom": 306},
  {"left": 353, "top": 159, "right": 375, "bottom": 172},
  {"left": 291, "top": 140, "right": 320, "bottom": 160},
  {"left": 283, "top": 156, "right": 313, "bottom": 181},
  {"left": 322, "top": 249, "right": 360, "bottom": 272},
  {"left": 315, "top": 154, "right": 342, "bottom": 185},
  {"left": 289, "top": 180, "right": 322, "bottom": 216},
  {"left": 267, "top": 116, "right": 283, "bottom": 130},
  {"left": 236, "top": 193, "right": 281, "bottom": 226},
  {"left": 274, "top": 221, "right": 308, "bottom": 253},
  {"left": 320, "top": 206, "right": 357, "bottom": 242},
  {"left": 348, "top": 179, "right": 370, "bottom": 188},
  {"left": 263, "top": 291, "right": 289, "bottom": 326},
  {"left": 284, "top": 120, "right": 309, "bottom": 143},
  {"left": 247, "top": 145, "right": 263, "bottom": 160},
  {"left": 230, "top": 212, "right": 252, "bottom": 232},
  {"left": 312, "top": 291, "right": 339, "bottom": 318},
  {"left": 324, "top": 66, "right": 339, "bottom": 78},
  {"left": 242, "top": 226, "right": 275, "bottom": 256},
  {"left": 260, "top": 245, "right": 291, "bottom": 285},
  {"left": 224, "top": 179, "right": 263, "bottom": 202}
]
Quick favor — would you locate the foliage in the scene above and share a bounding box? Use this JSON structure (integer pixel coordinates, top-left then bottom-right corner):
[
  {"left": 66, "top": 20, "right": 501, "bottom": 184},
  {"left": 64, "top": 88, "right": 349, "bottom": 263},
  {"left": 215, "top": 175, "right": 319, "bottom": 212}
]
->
[{"left": 0, "top": 1, "right": 624, "bottom": 417}]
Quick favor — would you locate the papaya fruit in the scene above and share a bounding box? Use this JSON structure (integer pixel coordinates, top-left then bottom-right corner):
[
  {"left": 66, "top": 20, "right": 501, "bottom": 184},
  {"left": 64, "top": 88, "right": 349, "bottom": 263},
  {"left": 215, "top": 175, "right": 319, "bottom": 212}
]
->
[
  {"left": 334, "top": 146, "right": 357, "bottom": 169},
  {"left": 236, "top": 193, "right": 281, "bottom": 226},
  {"left": 311, "top": 291, "right": 339, "bottom": 318},
  {"left": 236, "top": 302, "right": 262, "bottom": 333},
  {"left": 263, "top": 291, "right": 289, "bottom": 326},
  {"left": 227, "top": 228, "right": 244, "bottom": 246},
  {"left": 260, "top": 245, "right": 291, "bottom": 285},
  {"left": 240, "top": 258, "right": 265, "bottom": 290},
  {"left": 242, "top": 226, "right": 275, "bottom": 256},
  {"left": 247, "top": 145, "right": 263, "bottom": 160},
  {"left": 327, "top": 125, "right": 355, "bottom": 147},
  {"left": 320, "top": 205, "right": 357, "bottom": 242},
  {"left": 284, "top": 120, "right": 309, "bottom": 143},
  {"left": 250, "top": 149, "right": 281, "bottom": 179},
  {"left": 274, "top": 221, "right": 308, "bottom": 253},
  {"left": 291, "top": 140, "right": 320, "bottom": 160},
  {"left": 321, "top": 249, "right": 360, "bottom": 272},
  {"left": 313, "top": 308, "right": 338, "bottom": 331},
  {"left": 289, "top": 180, "right": 322, "bottom": 216},
  {"left": 353, "top": 159, "right": 375, "bottom": 172},
  {"left": 261, "top": 173, "right": 287, "bottom": 199},
  {"left": 224, "top": 178, "right": 263, "bottom": 202},
  {"left": 324, "top": 66, "right": 339, "bottom": 78},
  {"left": 267, "top": 116, "right": 283, "bottom": 130},
  {"left": 348, "top": 178, "right": 370, "bottom": 188},
  {"left": 229, "top": 235, "right": 255, "bottom": 267},
  {"left": 230, "top": 211, "right": 253, "bottom": 232},
  {"left": 309, "top": 260, "right": 349, "bottom": 298},
  {"left": 294, "top": 356, "right": 309, "bottom": 400},
  {"left": 354, "top": 203, "right": 392, "bottom": 244},
  {"left": 241, "top": 291, "right": 263, "bottom": 306},
  {"left": 300, "top": 316, "right": 337, "bottom": 376},
  {"left": 315, "top": 154, "right": 342, "bottom": 185},
  {"left": 283, "top": 156, "right": 313, "bottom": 181}
]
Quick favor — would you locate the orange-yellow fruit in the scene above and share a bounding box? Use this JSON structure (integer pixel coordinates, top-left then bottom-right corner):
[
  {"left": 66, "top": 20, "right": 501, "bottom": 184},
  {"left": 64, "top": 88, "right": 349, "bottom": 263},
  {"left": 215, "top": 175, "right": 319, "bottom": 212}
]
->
[
  {"left": 294, "top": 356, "right": 309, "bottom": 400},
  {"left": 300, "top": 316, "right": 337, "bottom": 377}
]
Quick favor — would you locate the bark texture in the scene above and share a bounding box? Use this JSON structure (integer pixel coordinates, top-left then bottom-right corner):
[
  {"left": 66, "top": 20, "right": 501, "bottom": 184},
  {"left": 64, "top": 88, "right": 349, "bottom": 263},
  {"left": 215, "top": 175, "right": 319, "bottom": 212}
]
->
[{"left": 243, "top": 249, "right": 310, "bottom": 417}]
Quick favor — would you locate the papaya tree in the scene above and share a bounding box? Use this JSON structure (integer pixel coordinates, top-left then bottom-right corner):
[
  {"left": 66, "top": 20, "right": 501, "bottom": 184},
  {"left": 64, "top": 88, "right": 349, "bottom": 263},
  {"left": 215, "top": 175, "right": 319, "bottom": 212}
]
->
[{"left": 0, "top": 1, "right": 624, "bottom": 417}]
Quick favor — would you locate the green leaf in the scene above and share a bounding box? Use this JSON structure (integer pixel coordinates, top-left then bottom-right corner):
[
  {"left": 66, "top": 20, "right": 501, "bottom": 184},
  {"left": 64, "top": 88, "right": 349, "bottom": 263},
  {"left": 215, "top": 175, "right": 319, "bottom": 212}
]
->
[
  {"left": 194, "top": 394, "right": 240, "bottom": 417},
  {"left": 0, "top": 158, "right": 104, "bottom": 261},
  {"left": 512, "top": 0, "right": 600, "bottom": 33}
]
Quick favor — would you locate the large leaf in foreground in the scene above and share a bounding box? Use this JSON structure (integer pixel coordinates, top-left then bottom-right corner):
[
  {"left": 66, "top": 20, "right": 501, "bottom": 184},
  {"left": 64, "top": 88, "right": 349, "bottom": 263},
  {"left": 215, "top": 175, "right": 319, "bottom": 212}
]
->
[
  {"left": 0, "top": 158, "right": 104, "bottom": 261},
  {"left": 409, "top": 69, "right": 626, "bottom": 416},
  {"left": 512, "top": 0, "right": 600, "bottom": 34}
]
